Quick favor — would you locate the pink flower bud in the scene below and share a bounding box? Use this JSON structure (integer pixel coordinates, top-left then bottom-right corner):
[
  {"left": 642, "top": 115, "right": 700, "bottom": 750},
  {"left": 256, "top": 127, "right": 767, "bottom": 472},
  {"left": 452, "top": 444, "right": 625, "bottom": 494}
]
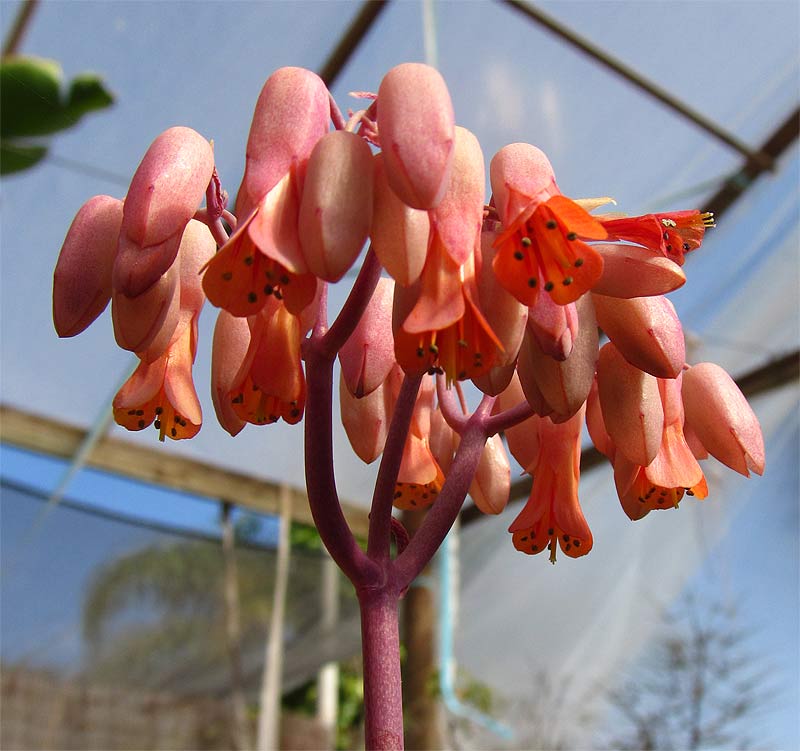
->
[
  {"left": 299, "top": 130, "right": 373, "bottom": 282},
  {"left": 593, "top": 293, "right": 685, "bottom": 378},
  {"left": 469, "top": 434, "right": 511, "bottom": 515},
  {"left": 338, "top": 278, "right": 396, "bottom": 397},
  {"left": 236, "top": 67, "right": 330, "bottom": 217},
  {"left": 53, "top": 195, "right": 123, "bottom": 337},
  {"left": 371, "top": 153, "right": 430, "bottom": 285},
  {"left": 114, "top": 126, "right": 214, "bottom": 297},
  {"left": 112, "top": 261, "right": 180, "bottom": 357},
  {"left": 429, "top": 406, "right": 457, "bottom": 475},
  {"left": 339, "top": 372, "right": 390, "bottom": 463},
  {"left": 596, "top": 342, "right": 664, "bottom": 467},
  {"left": 517, "top": 294, "right": 599, "bottom": 419},
  {"left": 682, "top": 362, "right": 765, "bottom": 477},
  {"left": 377, "top": 63, "right": 455, "bottom": 210},
  {"left": 592, "top": 244, "right": 686, "bottom": 298},
  {"left": 430, "top": 126, "right": 485, "bottom": 267},
  {"left": 211, "top": 310, "right": 249, "bottom": 436}
]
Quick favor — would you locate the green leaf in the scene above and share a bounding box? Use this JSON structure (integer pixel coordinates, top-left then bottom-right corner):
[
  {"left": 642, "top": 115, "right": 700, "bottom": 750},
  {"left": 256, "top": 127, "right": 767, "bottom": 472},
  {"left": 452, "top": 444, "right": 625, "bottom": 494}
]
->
[
  {"left": 0, "top": 55, "right": 113, "bottom": 139},
  {"left": 0, "top": 140, "right": 47, "bottom": 175}
]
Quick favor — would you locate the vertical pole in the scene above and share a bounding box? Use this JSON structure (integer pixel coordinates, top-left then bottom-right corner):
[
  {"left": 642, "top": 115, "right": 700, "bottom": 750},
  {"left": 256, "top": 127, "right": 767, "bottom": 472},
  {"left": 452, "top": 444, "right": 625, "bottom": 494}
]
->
[
  {"left": 221, "top": 500, "right": 252, "bottom": 751},
  {"left": 256, "top": 485, "right": 292, "bottom": 751},
  {"left": 316, "top": 553, "right": 340, "bottom": 748}
]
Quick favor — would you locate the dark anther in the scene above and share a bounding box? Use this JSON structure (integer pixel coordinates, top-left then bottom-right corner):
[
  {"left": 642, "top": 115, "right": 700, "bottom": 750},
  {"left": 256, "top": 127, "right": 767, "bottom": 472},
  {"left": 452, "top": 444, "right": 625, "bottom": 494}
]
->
[
  {"left": 663, "top": 231, "right": 669, "bottom": 240},
  {"left": 683, "top": 242, "right": 690, "bottom": 251},
  {"left": 280, "top": 275, "right": 290, "bottom": 285},
  {"left": 135, "top": 409, "right": 144, "bottom": 416},
  {"left": 544, "top": 281, "right": 554, "bottom": 291},
  {"left": 171, "top": 428, "right": 177, "bottom": 437},
  {"left": 574, "top": 258, "right": 584, "bottom": 267},
  {"left": 666, "top": 244, "right": 673, "bottom": 251},
  {"left": 562, "top": 534, "right": 570, "bottom": 542},
  {"left": 244, "top": 256, "right": 254, "bottom": 266},
  {"left": 521, "top": 236, "right": 532, "bottom": 247},
  {"left": 520, "top": 536, "right": 528, "bottom": 542},
  {"left": 547, "top": 528, "right": 554, "bottom": 536},
  {"left": 514, "top": 251, "right": 525, "bottom": 260},
  {"left": 174, "top": 415, "right": 181, "bottom": 422},
  {"left": 138, "top": 419, "right": 145, "bottom": 429},
  {"left": 247, "top": 292, "right": 258, "bottom": 303},
  {"left": 154, "top": 420, "right": 161, "bottom": 430},
  {"left": 290, "top": 408, "right": 300, "bottom": 418},
  {"left": 457, "top": 339, "right": 468, "bottom": 348},
  {"left": 531, "top": 545, "right": 538, "bottom": 552},
  {"left": 127, "top": 409, "right": 136, "bottom": 416},
  {"left": 222, "top": 271, "right": 233, "bottom": 281},
  {"left": 563, "top": 277, "right": 573, "bottom": 286},
  {"left": 274, "top": 290, "right": 283, "bottom": 300},
  {"left": 155, "top": 407, "right": 163, "bottom": 415},
  {"left": 429, "top": 344, "right": 439, "bottom": 355},
  {"left": 566, "top": 232, "right": 577, "bottom": 241},
  {"left": 416, "top": 347, "right": 425, "bottom": 357},
  {"left": 264, "top": 284, "right": 274, "bottom": 295},
  {"left": 546, "top": 220, "right": 557, "bottom": 230},
  {"left": 573, "top": 540, "right": 580, "bottom": 548},
  {"left": 528, "top": 278, "right": 537, "bottom": 288},
  {"left": 394, "top": 491, "right": 402, "bottom": 499},
  {"left": 458, "top": 370, "right": 467, "bottom": 379}
]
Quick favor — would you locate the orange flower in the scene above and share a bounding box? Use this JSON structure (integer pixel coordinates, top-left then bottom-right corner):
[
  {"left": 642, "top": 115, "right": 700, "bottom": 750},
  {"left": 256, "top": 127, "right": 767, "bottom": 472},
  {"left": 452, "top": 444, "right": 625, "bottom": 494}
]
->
[{"left": 508, "top": 406, "right": 592, "bottom": 562}]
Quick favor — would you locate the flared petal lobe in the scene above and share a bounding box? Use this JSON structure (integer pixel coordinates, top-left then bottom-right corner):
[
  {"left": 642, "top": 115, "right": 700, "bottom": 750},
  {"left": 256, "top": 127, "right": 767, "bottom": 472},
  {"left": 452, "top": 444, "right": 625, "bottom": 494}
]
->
[
  {"left": 682, "top": 362, "right": 765, "bottom": 477},
  {"left": 53, "top": 195, "right": 123, "bottom": 337},
  {"left": 377, "top": 63, "right": 455, "bottom": 210}
]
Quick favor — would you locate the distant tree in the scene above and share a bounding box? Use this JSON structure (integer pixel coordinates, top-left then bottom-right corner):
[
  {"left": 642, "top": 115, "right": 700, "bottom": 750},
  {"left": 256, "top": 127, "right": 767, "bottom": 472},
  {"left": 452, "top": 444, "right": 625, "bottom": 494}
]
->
[{"left": 599, "top": 595, "right": 774, "bottom": 751}]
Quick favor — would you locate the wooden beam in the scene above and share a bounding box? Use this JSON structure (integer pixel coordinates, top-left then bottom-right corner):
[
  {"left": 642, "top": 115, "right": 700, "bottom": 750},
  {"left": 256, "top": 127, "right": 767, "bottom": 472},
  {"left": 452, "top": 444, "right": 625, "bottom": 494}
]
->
[{"left": 0, "top": 404, "right": 370, "bottom": 537}]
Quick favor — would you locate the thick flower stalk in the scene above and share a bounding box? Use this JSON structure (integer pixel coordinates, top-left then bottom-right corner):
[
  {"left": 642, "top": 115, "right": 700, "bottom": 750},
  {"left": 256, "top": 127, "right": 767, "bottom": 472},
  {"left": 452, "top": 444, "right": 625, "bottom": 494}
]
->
[{"left": 53, "top": 63, "right": 765, "bottom": 751}]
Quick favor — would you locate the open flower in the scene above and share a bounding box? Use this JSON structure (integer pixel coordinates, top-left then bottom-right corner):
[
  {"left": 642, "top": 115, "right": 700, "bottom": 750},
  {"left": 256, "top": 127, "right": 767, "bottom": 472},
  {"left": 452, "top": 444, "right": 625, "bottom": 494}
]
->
[
  {"left": 601, "top": 210, "right": 715, "bottom": 266},
  {"left": 508, "top": 406, "right": 592, "bottom": 562},
  {"left": 490, "top": 143, "right": 607, "bottom": 306}
]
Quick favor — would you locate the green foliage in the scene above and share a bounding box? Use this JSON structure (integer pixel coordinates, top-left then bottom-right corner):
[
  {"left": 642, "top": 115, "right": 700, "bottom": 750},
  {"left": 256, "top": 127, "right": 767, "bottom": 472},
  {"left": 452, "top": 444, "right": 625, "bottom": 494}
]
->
[{"left": 1, "top": 55, "right": 113, "bottom": 175}]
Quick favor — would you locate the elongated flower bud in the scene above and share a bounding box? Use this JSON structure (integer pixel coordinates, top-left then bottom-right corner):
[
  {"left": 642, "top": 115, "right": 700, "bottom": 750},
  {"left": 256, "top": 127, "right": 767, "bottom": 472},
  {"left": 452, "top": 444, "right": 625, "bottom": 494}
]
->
[
  {"left": 114, "top": 126, "right": 214, "bottom": 297},
  {"left": 596, "top": 342, "right": 663, "bottom": 467},
  {"left": 469, "top": 434, "right": 511, "bottom": 515},
  {"left": 211, "top": 311, "right": 249, "bottom": 436},
  {"left": 53, "top": 195, "right": 122, "bottom": 337},
  {"left": 371, "top": 153, "right": 430, "bottom": 285},
  {"left": 299, "top": 130, "right": 374, "bottom": 282},
  {"left": 237, "top": 67, "right": 330, "bottom": 216},
  {"left": 592, "top": 244, "right": 686, "bottom": 298},
  {"left": 377, "top": 63, "right": 455, "bottom": 210},
  {"left": 593, "top": 293, "right": 685, "bottom": 379},
  {"left": 339, "top": 372, "right": 390, "bottom": 463},
  {"left": 682, "top": 362, "right": 765, "bottom": 476},
  {"left": 527, "top": 294, "right": 579, "bottom": 361},
  {"left": 339, "top": 277, "right": 396, "bottom": 397}
]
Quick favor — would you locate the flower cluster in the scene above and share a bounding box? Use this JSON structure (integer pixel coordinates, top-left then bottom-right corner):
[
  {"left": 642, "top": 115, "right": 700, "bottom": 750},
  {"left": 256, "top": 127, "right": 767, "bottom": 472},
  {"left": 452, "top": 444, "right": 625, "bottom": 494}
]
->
[{"left": 53, "top": 64, "right": 764, "bottom": 561}]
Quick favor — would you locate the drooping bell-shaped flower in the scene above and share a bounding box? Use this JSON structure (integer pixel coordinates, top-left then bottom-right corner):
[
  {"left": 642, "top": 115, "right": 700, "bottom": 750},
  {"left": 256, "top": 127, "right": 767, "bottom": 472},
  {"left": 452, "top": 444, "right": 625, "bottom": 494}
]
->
[
  {"left": 596, "top": 341, "right": 664, "bottom": 467},
  {"left": 338, "top": 277, "right": 397, "bottom": 398},
  {"left": 298, "top": 130, "right": 374, "bottom": 282},
  {"left": 371, "top": 153, "right": 431, "bottom": 286},
  {"left": 490, "top": 143, "right": 607, "bottom": 306},
  {"left": 591, "top": 244, "right": 686, "bottom": 298},
  {"left": 600, "top": 210, "right": 715, "bottom": 266},
  {"left": 113, "top": 219, "right": 216, "bottom": 361},
  {"left": 495, "top": 372, "right": 541, "bottom": 474},
  {"left": 393, "top": 376, "right": 446, "bottom": 510},
  {"left": 227, "top": 296, "right": 306, "bottom": 426},
  {"left": 614, "top": 374, "right": 708, "bottom": 521},
  {"left": 393, "top": 128, "right": 503, "bottom": 384},
  {"left": 508, "top": 406, "right": 593, "bottom": 561},
  {"left": 592, "top": 293, "right": 685, "bottom": 379},
  {"left": 113, "top": 314, "right": 202, "bottom": 441},
  {"left": 53, "top": 195, "right": 123, "bottom": 337},
  {"left": 376, "top": 63, "right": 455, "bottom": 210},
  {"left": 204, "top": 69, "right": 328, "bottom": 318},
  {"left": 236, "top": 66, "right": 331, "bottom": 218},
  {"left": 682, "top": 362, "right": 765, "bottom": 477},
  {"left": 114, "top": 127, "right": 215, "bottom": 297}
]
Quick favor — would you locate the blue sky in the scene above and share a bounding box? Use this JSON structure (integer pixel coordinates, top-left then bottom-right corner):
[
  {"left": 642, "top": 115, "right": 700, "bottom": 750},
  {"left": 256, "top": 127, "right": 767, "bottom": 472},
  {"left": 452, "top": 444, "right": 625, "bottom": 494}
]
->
[{"left": 1, "top": 0, "right": 798, "bottom": 747}]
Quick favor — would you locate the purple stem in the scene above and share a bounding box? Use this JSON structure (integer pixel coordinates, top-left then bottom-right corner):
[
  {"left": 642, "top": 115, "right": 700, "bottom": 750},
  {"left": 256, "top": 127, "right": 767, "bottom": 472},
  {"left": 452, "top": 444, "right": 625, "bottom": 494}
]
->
[
  {"left": 436, "top": 374, "right": 468, "bottom": 433},
  {"left": 392, "top": 395, "right": 494, "bottom": 588},
  {"left": 303, "top": 335, "right": 378, "bottom": 587},
  {"left": 367, "top": 372, "right": 423, "bottom": 563},
  {"left": 359, "top": 587, "right": 404, "bottom": 751},
  {"left": 485, "top": 399, "right": 536, "bottom": 435},
  {"left": 319, "top": 247, "right": 382, "bottom": 358}
]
